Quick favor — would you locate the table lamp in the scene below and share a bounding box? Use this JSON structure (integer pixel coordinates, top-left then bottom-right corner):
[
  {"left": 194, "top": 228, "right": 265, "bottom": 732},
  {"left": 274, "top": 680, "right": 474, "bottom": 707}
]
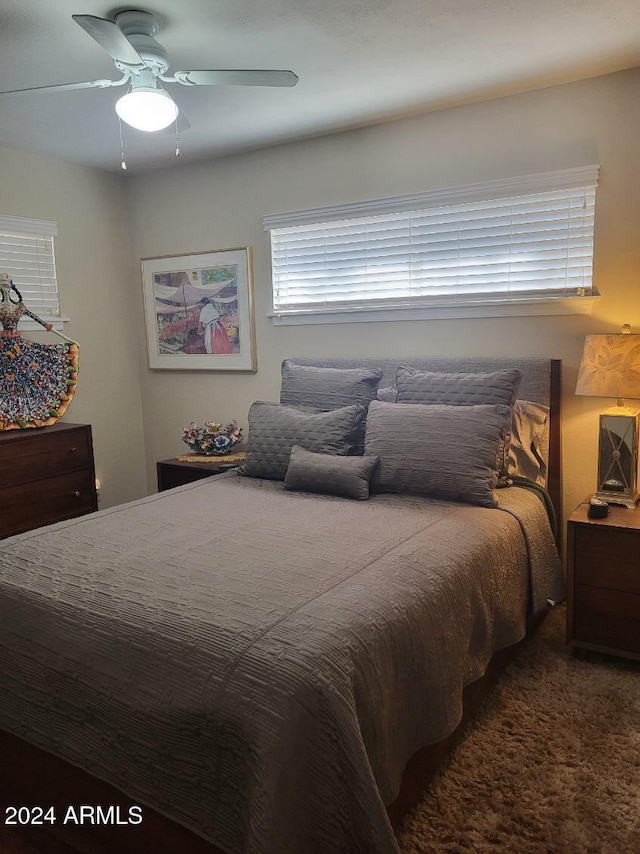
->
[{"left": 575, "top": 325, "right": 640, "bottom": 507}]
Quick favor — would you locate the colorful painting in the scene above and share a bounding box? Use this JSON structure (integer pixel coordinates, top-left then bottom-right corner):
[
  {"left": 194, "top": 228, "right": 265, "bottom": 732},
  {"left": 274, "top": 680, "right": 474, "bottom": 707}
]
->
[{"left": 141, "top": 248, "right": 256, "bottom": 371}]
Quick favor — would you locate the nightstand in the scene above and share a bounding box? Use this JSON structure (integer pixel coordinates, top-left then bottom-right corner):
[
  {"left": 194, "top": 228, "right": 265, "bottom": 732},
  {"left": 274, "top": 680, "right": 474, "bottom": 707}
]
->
[
  {"left": 566, "top": 499, "right": 640, "bottom": 660},
  {"left": 156, "top": 452, "right": 245, "bottom": 491}
]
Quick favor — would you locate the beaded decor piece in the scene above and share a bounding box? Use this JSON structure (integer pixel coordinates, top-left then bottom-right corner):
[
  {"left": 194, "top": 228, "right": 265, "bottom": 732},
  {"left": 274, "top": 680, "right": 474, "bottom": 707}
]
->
[{"left": 0, "top": 275, "right": 78, "bottom": 430}]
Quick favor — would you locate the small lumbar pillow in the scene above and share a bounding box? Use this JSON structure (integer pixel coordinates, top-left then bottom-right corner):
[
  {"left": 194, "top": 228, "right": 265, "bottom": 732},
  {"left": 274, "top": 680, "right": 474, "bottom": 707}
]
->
[
  {"left": 240, "top": 402, "right": 364, "bottom": 481},
  {"left": 284, "top": 445, "right": 380, "bottom": 500},
  {"left": 364, "top": 400, "right": 512, "bottom": 508}
]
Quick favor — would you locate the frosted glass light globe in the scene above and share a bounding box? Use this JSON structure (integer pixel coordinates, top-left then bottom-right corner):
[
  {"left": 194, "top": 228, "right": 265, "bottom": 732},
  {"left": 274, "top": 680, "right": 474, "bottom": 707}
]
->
[{"left": 115, "top": 88, "right": 178, "bottom": 132}]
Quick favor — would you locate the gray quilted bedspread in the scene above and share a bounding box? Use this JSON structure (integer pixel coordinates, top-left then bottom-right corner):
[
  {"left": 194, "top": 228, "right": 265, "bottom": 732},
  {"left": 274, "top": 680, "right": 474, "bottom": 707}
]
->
[{"left": 0, "top": 474, "right": 564, "bottom": 853}]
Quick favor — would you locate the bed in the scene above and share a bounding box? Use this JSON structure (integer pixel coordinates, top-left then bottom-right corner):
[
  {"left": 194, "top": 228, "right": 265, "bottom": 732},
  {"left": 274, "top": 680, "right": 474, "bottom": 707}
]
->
[{"left": 0, "top": 356, "right": 564, "bottom": 854}]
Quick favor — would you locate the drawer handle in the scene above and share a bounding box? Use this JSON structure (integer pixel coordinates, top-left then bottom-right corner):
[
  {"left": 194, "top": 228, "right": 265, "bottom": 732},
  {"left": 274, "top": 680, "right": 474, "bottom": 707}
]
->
[
  {"left": 69, "top": 447, "right": 77, "bottom": 453},
  {"left": 73, "top": 490, "right": 81, "bottom": 498}
]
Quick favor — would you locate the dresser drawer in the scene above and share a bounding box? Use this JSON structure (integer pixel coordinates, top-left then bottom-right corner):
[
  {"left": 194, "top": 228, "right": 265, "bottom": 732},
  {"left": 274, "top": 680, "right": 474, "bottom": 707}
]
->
[
  {"left": 0, "top": 470, "right": 97, "bottom": 539},
  {"left": 0, "top": 427, "right": 91, "bottom": 489}
]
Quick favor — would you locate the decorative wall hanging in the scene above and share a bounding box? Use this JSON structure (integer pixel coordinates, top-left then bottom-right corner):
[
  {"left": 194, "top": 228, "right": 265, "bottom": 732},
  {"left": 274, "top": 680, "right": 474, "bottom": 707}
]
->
[
  {"left": 141, "top": 247, "right": 256, "bottom": 371},
  {"left": 0, "top": 274, "right": 78, "bottom": 430}
]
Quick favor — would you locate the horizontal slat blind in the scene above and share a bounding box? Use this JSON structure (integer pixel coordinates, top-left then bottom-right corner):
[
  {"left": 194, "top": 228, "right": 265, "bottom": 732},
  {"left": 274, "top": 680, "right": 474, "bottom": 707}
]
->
[
  {"left": 265, "top": 167, "right": 598, "bottom": 316},
  {"left": 0, "top": 215, "right": 59, "bottom": 317}
]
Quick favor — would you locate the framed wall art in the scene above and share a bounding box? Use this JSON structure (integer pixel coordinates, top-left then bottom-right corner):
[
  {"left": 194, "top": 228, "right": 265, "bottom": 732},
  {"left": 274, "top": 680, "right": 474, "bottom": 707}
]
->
[{"left": 141, "top": 247, "right": 256, "bottom": 371}]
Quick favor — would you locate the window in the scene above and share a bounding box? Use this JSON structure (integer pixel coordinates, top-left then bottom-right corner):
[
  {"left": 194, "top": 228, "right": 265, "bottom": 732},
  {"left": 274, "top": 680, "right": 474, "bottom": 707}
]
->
[
  {"left": 264, "top": 165, "right": 599, "bottom": 324},
  {"left": 0, "top": 214, "right": 60, "bottom": 321}
]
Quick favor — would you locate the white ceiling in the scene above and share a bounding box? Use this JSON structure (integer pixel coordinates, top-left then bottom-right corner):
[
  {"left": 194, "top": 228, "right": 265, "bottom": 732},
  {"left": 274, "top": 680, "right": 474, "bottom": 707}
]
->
[{"left": 1, "top": 0, "right": 639, "bottom": 175}]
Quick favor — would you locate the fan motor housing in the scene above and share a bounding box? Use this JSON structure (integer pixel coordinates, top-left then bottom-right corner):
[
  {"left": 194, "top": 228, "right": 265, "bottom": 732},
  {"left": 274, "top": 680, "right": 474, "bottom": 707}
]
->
[{"left": 114, "top": 10, "right": 169, "bottom": 74}]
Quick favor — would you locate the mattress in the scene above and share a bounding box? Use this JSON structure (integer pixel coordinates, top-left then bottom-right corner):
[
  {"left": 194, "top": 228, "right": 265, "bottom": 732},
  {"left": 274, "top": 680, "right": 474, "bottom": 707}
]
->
[{"left": 0, "top": 472, "right": 564, "bottom": 853}]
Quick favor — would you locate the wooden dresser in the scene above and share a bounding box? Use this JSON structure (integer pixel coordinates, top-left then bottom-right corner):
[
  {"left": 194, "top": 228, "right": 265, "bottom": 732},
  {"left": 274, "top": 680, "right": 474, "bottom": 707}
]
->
[{"left": 0, "top": 422, "right": 98, "bottom": 539}]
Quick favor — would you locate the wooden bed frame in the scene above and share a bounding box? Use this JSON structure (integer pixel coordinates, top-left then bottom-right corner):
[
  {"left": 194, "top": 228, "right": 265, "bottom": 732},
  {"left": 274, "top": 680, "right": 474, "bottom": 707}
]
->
[{"left": 0, "top": 360, "right": 562, "bottom": 853}]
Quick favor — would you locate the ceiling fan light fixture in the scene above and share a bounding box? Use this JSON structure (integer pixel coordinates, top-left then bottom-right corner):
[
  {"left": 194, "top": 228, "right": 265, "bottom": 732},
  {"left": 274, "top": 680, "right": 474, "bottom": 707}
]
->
[{"left": 115, "top": 86, "right": 178, "bottom": 132}]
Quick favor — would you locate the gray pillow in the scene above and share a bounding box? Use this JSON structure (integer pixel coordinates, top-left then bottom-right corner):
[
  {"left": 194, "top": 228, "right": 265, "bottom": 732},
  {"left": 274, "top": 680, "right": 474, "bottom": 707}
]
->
[
  {"left": 240, "top": 402, "right": 365, "bottom": 481},
  {"left": 280, "top": 360, "right": 383, "bottom": 453},
  {"left": 395, "top": 367, "right": 521, "bottom": 407},
  {"left": 364, "top": 400, "right": 512, "bottom": 508},
  {"left": 376, "top": 386, "right": 399, "bottom": 402},
  {"left": 284, "top": 445, "right": 380, "bottom": 500},
  {"left": 395, "top": 367, "right": 521, "bottom": 476},
  {"left": 280, "top": 360, "right": 383, "bottom": 410}
]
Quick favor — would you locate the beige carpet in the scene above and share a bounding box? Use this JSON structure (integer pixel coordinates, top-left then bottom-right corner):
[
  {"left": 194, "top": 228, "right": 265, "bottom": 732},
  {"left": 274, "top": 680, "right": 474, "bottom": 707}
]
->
[{"left": 396, "top": 605, "right": 640, "bottom": 854}]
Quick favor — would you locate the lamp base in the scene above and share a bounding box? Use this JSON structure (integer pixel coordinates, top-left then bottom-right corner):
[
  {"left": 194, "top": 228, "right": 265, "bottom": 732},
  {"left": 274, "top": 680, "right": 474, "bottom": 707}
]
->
[
  {"left": 596, "top": 409, "right": 639, "bottom": 508},
  {"left": 593, "top": 489, "right": 639, "bottom": 509}
]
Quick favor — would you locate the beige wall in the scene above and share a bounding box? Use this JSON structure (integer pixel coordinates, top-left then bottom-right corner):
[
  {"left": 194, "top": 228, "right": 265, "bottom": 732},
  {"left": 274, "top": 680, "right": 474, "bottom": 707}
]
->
[
  {"left": 127, "top": 68, "right": 638, "bottom": 533},
  {"left": 0, "top": 146, "right": 147, "bottom": 508}
]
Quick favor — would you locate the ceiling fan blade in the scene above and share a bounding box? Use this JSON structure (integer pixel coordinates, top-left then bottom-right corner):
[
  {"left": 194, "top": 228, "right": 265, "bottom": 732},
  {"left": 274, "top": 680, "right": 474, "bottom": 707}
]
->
[
  {"left": 72, "top": 14, "right": 146, "bottom": 68},
  {"left": 173, "top": 70, "right": 299, "bottom": 88},
  {"left": 0, "top": 78, "right": 121, "bottom": 96}
]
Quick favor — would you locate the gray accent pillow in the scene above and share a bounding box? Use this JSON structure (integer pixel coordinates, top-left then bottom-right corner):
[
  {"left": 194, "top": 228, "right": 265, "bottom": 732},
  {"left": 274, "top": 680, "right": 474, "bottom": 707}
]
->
[
  {"left": 395, "top": 366, "right": 521, "bottom": 406},
  {"left": 284, "top": 445, "right": 380, "bottom": 500},
  {"left": 281, "top": 360, "right": 384, "bottom": 410},
  {"left": 240, "top": 402, "right": 365, "bottom": 481},
  {"left": 280, "top": 360, "right": 383, "bottom": 454},
  {"left": 376, "top": 386, "right": 399, "bottom": 402},
  {"left": 364, "top": 400, "right": 512, "bottom": 508},
  {"left": 395, "top": 367, "right": 521, "bottom": 476}
]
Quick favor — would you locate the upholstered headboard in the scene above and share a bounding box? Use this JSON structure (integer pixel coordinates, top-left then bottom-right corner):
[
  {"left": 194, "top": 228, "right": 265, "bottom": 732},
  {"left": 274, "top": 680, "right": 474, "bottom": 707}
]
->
[{"left": 288, "top": 356, "right": 562, "bottom": 544}]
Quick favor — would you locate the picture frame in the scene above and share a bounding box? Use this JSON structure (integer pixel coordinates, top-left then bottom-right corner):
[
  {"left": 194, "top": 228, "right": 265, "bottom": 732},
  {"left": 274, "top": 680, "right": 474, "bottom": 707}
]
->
[{"left": 141, "top": 247, "right": 256, "bottom": 371}]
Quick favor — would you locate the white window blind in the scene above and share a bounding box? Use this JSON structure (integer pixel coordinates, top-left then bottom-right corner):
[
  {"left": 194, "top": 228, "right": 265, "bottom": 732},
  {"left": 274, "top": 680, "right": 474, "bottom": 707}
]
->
[
  {"left": 264, "top": 165, "right": 599, "bottom": 320},
  {"left": 0, "top": 215, "right": 59, "bottom": 317}
]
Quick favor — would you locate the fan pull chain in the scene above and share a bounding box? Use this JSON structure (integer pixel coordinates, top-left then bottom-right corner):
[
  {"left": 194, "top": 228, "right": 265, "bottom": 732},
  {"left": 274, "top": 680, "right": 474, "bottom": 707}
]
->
[
  {"left": 119, "top": 118, "right": 127, "bottom": 171},
  {"left": 117, "top": 115, "right": 181, "bottom": 169}
]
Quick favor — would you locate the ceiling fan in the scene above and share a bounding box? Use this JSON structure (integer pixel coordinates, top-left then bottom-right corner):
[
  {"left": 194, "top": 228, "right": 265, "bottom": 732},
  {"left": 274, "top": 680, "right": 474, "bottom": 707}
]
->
[{"left": 0, "top": 10, "right": 299, "bottom": 135}]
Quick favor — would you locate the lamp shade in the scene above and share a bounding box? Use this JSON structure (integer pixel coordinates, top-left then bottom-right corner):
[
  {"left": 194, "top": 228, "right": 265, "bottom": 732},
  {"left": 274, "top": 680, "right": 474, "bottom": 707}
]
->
[
  {"left": 575, "top": 333, "right": 640, "bottom": 400},
  {"left": 115, "top": 87, "right": 178, "bottom": 132}
]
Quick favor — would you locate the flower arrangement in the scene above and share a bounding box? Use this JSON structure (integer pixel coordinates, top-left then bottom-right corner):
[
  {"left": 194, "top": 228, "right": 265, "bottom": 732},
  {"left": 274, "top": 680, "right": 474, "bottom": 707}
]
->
[{"left": 182, "top": 420, "right": 243, "bottom": 456}]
